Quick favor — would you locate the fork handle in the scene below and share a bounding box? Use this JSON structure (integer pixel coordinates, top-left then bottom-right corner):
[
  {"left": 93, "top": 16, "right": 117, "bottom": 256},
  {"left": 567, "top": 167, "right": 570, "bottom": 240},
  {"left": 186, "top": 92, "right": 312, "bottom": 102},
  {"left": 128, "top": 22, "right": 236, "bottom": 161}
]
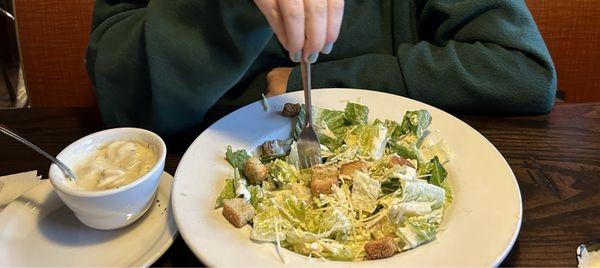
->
[{"left": 300, "top": 61, "right": 313, "bottom": 126}]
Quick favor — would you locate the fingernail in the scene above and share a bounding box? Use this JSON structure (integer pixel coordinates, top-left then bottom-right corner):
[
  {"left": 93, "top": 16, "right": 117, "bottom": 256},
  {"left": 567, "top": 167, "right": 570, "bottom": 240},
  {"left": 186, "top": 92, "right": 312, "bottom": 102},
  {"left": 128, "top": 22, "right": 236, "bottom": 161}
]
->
[
  {"left": 291, "top": 51, "right": 302, "bottom": 62},
  {"left": 307, "top": 52, "right": 319, "bottom": 63},
  {"left": 322, "top": 42, "right": 334, "bottom": 54}
]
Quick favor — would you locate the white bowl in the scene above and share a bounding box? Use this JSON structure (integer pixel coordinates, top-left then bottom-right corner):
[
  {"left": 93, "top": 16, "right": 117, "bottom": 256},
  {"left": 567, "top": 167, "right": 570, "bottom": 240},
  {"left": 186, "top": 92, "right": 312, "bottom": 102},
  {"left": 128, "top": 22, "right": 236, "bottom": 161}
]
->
[{"left": 49, "top": 128, "right": 166, "bottom": 230}]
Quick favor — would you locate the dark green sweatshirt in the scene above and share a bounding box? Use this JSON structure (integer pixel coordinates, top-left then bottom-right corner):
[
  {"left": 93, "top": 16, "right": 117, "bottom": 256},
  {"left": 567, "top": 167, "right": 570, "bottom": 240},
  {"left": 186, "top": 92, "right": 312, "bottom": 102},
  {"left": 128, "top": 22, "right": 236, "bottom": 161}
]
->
[{"left": 86, "top": 0, "right": 556, "bottom": 136}]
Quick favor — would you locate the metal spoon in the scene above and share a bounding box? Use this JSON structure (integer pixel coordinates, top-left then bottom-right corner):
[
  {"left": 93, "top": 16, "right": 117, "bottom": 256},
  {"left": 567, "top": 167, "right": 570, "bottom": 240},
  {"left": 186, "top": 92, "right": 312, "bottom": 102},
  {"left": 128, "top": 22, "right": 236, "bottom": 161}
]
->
[{"left": 0, "top": 123, "right": 76, "bottom": 180}]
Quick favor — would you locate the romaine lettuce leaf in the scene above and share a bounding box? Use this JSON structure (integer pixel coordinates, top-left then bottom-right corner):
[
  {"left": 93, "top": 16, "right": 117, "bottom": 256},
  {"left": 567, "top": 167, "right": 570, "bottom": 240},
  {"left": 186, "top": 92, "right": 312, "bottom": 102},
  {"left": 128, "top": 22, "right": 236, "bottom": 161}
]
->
[
  {"left": 214, "top": 179, "right": 235, "bottom": 208},
  {"left": 381, "top": 178, "right": 401, "bottom": 194},
  {"left": 400, "top": 110, "right": 432, "bottom": 139},
  {"left": 417, "top": 156, "right": 448, "bottom": 187},
  {"left": 384, "top": 119, "right": 404, "bottom": 140},
  {"left": 294, "top": 105, "right": 348, "bottom": 150},
  {"left": 317, "top": 240, "right": 359, "bottom": 261},
  {"left": 284, "top": 182, "right": 312, "bottom": 204},
  {"left": 267, "top": 159, "right": 300, "bottom": 187},
  {"left": 345, "top": 123, "right": 388, "bottom": 160},
  {"left": 344, "top": 102, "right": 369, "bottom": 125},
  {"left": 251, "top": 196, "right": 305, "bottom": 242},
  {"left": 251, "top": 209, "right": 290, "bottom": 242},
  {"left": 441, "top": 179, "right": 453, "bottom": 204},
  {"left": 225, "top": 145, "right": 251, "bottom": 170},
  {"left": 351, "top": 171, "right": 381, "bottom": 213},
  {"left": 284, "top": 228, "right": 319, "bottom": 244},
  {"left": 389, "top": 199, "right": 434, "bottom": 224},
  {"left": 389, "top": 165, "right": 417, "bottom": 182},
  {"left": 295, "top": 104, "right": 375, "bottom": 151},
  {"left": 313, "top": 108, "right": 347, "bottom": 150},
  {"left": 388, "top": 179, "right": 446, "bottom": 249},
  {"left": 248, "top": 185, "right": 264, "bottom": 208},
  {"left": 388, "top": 141, "right": 419, "bottom": 160},
  {"left": 401, "top": 179, "right": 446, "bottom": 209},
  {"left": 396, "top": 208, "right": 443, "bottom": 250},
  {"left": 419, "top": 138, "right": 451, "bottom": 164},
  {"left": 285, "top": 239, "right": 362, "bottom": 261},
  {"left": 324, "top": 144, "right": 359, "bottom": 163}
]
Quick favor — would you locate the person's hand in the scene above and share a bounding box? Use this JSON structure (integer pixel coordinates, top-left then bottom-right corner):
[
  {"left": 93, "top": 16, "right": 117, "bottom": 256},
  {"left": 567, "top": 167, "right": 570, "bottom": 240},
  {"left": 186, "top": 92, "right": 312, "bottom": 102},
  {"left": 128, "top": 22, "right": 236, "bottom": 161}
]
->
[
  {"left": 254, "top": 0, "right": 344, "bottom": 63},
  {"left": 266, "top": 67, "right": 293, "bottom": 97}
]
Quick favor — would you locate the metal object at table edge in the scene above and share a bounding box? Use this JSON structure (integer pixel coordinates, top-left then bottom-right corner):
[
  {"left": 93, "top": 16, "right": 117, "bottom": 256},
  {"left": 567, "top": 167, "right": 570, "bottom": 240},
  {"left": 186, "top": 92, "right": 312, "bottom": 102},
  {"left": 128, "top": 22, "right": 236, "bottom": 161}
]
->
[
  {"left": 0, "top": 122, "right": 76, "bottom": 180},
  {"left": 296, "top": 61, "right": 322, "bottom": 169}
]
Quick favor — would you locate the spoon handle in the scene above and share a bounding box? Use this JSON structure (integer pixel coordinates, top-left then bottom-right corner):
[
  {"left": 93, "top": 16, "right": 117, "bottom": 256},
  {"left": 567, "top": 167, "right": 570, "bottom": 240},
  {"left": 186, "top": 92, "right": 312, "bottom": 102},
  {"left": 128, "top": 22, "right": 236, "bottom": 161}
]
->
[{"left": 0, "top": 123, "right": 76, "bottom": 180}]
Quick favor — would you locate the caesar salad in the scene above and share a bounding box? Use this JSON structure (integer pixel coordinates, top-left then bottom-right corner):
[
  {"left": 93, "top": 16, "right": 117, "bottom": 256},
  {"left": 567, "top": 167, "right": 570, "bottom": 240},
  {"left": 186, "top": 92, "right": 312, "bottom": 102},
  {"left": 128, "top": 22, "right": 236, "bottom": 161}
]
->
[{"left": 214, "top": 102, "right": 451, "bottom": 261}]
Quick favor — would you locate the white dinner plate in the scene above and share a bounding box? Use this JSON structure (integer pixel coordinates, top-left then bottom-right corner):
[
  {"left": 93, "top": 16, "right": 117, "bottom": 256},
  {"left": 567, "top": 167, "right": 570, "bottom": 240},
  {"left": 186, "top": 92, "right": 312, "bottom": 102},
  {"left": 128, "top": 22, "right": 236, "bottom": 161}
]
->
[
  {"left": 0, "top": 172, "right": 177, "bottom": 267},
  {"left": 172, "top": 88, "right": 522, "bottom": 266}
]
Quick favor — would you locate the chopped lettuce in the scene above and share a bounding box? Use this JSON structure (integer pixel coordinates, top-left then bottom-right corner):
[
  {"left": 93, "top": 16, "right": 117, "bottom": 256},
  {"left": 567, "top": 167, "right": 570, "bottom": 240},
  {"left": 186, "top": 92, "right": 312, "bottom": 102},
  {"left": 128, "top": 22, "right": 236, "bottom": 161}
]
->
[
  {"left": 225, "top": 145, "right": 251, "bottom": 170},
  {"left": 345, "top": 123, "right": 388, "bottom": 160},
  {"left": 388, "top": 141, "right": 419, "bottom": 160},
  {"left": 419, "top": 138, "right": 451, "bottom": 164},
  {"left": 284, "top": 182, "right": 312, "bottom": 204},
  {"left": 391, "top": 179, "right": 446, "bottom": 249},
  {"left": 267, "top": 159, "right": 300, "bottom": 187},
  {"left": 344, "top": 102, "right": 369, "bottom": 125},
  {"left": 251, "top": 196, "right": 305, "bottom": 242},
  {"left": 400, "top": 110, "right": 432, "bottom": 139},
  {"left": 215, "top": 179, "right": 236, "bottom": 208},
  {"left": 294, "top": 103, "right": 371, "bottom": 151},
  {"left": 381, "top": 178, "right": 401, "bottom": 194},
  {"left": 389, "top": 165, "right": 418, "bottom": 182},
  {"left": 351, "top": 172, "right": 381, "bottom": 213},
  {"left": 384, "top": 119, "right": 403, "bottom": 140},
  {"left": 248, "top": 185, "right": 264, "bottom": 208},
  {"left": 251, "top": 209, "right": 290, "bottom": 242},
  {"left": 401, "top": 179, "right": 446, "bottom": 209},
  {"left": 313, "top": 107, "right": 348, "bottom": 150},
  {"left": 396, "top": 208, "right": 443, "bottom": 250},
  {"left": 418, "top": 156, "right": 448, "bottom": 187},
  {"left": 389, "top": 198, "right": 433, "bottom": 225},
  {"left": 441, "top": 179, "right": 453, "bottom": 204}
]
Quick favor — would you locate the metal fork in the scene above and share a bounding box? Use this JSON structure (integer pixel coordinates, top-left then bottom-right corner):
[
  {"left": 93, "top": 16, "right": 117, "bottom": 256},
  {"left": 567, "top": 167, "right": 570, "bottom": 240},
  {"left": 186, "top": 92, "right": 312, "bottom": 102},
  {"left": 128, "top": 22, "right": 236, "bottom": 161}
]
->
[{"left": 297, "top": 61, "right": 322, "bottom": 169}]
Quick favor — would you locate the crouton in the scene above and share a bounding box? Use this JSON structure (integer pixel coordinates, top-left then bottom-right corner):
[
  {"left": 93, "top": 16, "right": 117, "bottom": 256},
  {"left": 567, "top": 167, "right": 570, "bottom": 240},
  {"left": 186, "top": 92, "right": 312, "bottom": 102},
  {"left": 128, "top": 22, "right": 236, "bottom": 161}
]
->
[
  {"left": 222, "top": 198, "right": 255, "bottom": 228},
  {"left": 281, "top": 103, "right": 301, "bottom": 117},
  {"left": 309, "top": 165, "right": 339, "bottom": 196},
  {"left": 364, "top": 236, "right": 397, "bottom": 260},
  {"left": 242, "top": 157, "right": 268, "bottom": 185},
  {"left": 339, "top": 160, "right": 368, "bottom": 177},
  {"left": 310, "top": 164, "right": 339, "bottom": 181},
  {"left": 386, "top": 154, "right": 414, "bottom": 168}
]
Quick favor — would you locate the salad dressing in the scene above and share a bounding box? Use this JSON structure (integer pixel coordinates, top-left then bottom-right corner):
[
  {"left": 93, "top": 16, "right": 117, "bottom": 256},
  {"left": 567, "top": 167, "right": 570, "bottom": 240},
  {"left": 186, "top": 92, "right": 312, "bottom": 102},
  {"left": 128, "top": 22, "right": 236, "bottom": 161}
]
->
[{"left": 68, "top": 140, "right": 156, "bottom": 191}]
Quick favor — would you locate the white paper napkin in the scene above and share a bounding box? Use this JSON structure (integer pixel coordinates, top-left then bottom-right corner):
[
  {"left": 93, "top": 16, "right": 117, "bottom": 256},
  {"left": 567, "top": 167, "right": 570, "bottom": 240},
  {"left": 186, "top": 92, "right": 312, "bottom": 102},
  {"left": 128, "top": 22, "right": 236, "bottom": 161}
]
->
[{"left": 0, "top": 171, "right": 42, "bottom": 212}]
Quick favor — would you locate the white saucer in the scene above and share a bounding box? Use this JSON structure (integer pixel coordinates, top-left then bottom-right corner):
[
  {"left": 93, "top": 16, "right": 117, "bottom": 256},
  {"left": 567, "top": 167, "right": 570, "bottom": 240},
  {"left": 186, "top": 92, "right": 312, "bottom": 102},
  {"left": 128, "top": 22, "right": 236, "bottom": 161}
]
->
[{"left": 0, "top": 172, "right": 177, "bottom": 267}]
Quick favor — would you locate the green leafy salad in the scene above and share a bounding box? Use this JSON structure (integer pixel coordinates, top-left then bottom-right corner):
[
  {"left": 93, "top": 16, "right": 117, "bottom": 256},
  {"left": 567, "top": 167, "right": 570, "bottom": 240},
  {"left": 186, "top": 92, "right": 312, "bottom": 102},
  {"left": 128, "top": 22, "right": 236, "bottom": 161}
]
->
[{"left": 215, "top": 102, "right": 452, "bottom": 261}]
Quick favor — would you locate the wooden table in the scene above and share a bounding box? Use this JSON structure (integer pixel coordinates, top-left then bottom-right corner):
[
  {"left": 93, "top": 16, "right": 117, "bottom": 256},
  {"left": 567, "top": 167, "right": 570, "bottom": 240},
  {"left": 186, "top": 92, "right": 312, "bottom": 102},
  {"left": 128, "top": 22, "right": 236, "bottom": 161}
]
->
[{"left": 1, "top": 103, "right": 598, "bottom": 266}]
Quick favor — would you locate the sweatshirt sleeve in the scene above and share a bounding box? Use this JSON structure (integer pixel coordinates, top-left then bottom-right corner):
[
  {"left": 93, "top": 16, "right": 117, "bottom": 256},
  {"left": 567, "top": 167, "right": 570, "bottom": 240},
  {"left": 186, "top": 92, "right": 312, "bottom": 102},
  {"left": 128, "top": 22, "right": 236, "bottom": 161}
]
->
[
  {"left": 86, "top": 0, "right": 272, "bottom": 136},
  {"left": 287, "top": 0, "right": 556, "bottom": 114}
]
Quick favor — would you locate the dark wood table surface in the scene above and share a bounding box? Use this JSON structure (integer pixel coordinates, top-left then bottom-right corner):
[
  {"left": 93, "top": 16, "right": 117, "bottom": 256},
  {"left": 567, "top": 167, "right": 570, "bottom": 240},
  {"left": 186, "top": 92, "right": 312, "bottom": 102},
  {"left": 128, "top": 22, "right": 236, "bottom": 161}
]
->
[{"left": 1, "top": 103, "right": 598, "bottom": 267}]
